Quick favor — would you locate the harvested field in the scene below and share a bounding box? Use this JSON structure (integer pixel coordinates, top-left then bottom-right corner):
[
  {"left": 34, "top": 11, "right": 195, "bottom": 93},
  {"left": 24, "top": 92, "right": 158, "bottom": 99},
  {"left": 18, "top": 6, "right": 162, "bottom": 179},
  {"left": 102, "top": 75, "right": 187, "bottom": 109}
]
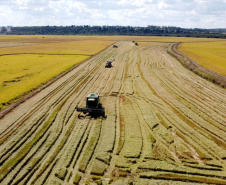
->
[
  {"left": 0, "top": 42, "right": 36, "bottom": 48},
  {"left": 0, "top": 36, "right": 114, "bottom": 111},
  {"left": 0, "top": 41, "right": 225, "bottom": 185}
]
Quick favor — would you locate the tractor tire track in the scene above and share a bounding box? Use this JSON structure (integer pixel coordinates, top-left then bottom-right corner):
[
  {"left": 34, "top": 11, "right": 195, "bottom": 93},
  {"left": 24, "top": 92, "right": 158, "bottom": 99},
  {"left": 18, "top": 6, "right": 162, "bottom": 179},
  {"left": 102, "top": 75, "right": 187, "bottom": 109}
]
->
[{"left": 0, "top": 41, "right": 225, "bottom": 185}]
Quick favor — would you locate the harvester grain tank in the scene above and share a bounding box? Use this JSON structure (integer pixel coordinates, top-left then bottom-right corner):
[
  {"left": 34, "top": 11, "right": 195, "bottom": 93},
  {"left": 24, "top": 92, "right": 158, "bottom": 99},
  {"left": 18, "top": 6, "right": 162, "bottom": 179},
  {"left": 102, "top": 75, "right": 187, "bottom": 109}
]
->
[
  {"left": 75, "top": 93, "right": 106, "bottom": 118},
  {"left": 105, "top": 61, "right": 113, "bottom": 68},
  {"left": 105, "top": 59, "right": 115, "bottom": 68}
]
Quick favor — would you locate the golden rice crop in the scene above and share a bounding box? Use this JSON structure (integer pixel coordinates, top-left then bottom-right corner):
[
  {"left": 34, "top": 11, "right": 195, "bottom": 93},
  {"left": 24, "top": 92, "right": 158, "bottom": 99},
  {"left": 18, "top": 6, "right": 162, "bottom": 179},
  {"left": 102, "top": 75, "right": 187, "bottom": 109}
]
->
[
  {"left": 0, "top": 35, "right": 224, "bottom": 111},
  {"left": 0, "top": 54, "right": 88, "bottom": 109},
  {"left": 178, "top": 41, "right": 226, "bottom": 76},
  {"left": 0, "top": 36, "right": 115, "bottom": 110},
  {"left": 0, "top": 39, "right": 114, "bottom": 55},
  {"left": 98, "top": 35, "right": 224, "bottom": 43}
]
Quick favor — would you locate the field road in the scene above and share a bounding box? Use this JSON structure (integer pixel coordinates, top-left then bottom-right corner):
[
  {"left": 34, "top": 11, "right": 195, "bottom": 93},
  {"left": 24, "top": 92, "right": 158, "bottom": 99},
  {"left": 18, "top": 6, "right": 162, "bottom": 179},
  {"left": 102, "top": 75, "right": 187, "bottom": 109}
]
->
[{"left": 0, "top": 41, "right": 225, "bottom": 185}]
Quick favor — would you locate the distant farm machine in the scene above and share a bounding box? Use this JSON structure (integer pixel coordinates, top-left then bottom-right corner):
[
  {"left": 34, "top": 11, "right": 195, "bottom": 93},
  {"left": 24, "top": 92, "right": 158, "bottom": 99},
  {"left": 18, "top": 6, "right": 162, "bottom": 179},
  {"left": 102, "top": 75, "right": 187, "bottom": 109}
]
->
[
  {"left": 75, "top": 93, "right": 107, "bottom": 118},
  {"left": 132, "top": 41, "right": 138, "bottom": 46},
  {"left": 105, "top": 59, "right": 115, "bottom": 68},
  {"left": 113, "top": 44, "right": 118, "bottom": 48},
  {"left": 105, "top": 61, "right": 113, "bottom": 68}
]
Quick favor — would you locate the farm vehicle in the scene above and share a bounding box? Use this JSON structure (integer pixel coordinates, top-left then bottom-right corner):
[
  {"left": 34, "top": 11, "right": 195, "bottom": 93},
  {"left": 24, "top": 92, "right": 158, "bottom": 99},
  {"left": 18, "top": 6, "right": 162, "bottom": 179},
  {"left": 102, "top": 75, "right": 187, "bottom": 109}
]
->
[
  {"left": 105, "top": 61, "right": 113, "bottom": 68},
  {"left": 105, "top": 59, "right": 115, "bottom": 68},
  {"left": 113, "top": 44, "right": 118, "bottom": 48},
  {"left": 132, "top": 41, "right": 138, "bottom": 45},
  {"left": 75, "top": 93, "right": 107, "bottom": 118}
]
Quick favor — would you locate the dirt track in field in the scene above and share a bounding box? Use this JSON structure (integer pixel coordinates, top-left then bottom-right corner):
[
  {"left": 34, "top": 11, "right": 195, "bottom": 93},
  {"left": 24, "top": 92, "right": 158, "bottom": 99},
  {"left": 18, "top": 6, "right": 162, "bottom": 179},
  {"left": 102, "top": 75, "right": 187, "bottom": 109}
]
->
[
  {"left": 0, "top": 41, "right": 225, "bottom": 185},
  {"left": 0, "top": 42, "right": 36, "bottom": 48}
]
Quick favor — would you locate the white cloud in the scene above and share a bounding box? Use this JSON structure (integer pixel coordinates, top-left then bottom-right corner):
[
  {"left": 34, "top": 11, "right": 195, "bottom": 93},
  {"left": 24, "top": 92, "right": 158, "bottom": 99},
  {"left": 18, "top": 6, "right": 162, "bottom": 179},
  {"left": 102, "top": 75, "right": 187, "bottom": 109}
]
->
[
  {"left": 117, "top": 0, "right": 155, "bottom": 7},
  {"left": 195, "top": 0, "right": 207, "bottom": 3},
  {"left": 0, "top": 0, "right": 225, "bottom": 28},
  {"left": 98, "top": 1, "right": 102, "bottom": 6},
  {"left": 158, "top": 1, "right": 172, "bottom": 9},
  {"left": 15, "top": 0, "right": 29, "bottom": 6},
  {"left": 186, "top": 10, "right": 197, "bottom": 16},
  {"left": 0, "top": 6, "right": 12, "bottom": 17}
]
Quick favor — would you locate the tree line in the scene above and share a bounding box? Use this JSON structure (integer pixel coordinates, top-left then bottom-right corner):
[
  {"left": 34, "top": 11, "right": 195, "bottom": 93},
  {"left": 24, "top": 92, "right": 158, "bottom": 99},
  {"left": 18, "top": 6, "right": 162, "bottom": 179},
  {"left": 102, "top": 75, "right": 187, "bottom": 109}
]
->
[{"left": 1, "top": 25, "right": 226, "bottom": 38}]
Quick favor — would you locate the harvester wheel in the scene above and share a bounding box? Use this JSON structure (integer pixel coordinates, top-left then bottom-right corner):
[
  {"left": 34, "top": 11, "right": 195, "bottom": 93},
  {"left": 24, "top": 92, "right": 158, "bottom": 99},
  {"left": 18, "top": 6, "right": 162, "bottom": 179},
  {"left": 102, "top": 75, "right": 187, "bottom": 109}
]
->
[
  {"left": 103, "top": 114, "right": 107, "bottom": 119},
  {"left": 78, "top": 114, "right": 85, "bottom": 119},
  {"left": 98, "top": 103, "right": 103, "bottom": 108}
]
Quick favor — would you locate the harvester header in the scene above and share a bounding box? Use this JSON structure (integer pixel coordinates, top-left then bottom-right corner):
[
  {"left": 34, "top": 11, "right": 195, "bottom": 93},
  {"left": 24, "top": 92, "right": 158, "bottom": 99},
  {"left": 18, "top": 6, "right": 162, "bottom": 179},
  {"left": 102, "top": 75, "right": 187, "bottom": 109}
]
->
[{"left": 76, "top": 93, "right": 106, "bottom": 118}]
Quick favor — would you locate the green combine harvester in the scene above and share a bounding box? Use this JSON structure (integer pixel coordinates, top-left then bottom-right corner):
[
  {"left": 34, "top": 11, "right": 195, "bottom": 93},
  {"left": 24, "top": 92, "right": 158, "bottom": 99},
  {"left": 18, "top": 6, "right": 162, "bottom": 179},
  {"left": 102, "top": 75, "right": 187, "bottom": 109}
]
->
[{"left": 76, "top": 93, "right": 107, "bottom": 118}]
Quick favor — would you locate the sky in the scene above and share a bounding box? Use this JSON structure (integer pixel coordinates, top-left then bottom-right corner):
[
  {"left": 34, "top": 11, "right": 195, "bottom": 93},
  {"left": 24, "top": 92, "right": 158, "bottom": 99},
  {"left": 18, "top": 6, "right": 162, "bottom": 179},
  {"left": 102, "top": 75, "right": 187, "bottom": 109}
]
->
[{"left": 0, "top": 0, "right": 226, "bottom": 28}]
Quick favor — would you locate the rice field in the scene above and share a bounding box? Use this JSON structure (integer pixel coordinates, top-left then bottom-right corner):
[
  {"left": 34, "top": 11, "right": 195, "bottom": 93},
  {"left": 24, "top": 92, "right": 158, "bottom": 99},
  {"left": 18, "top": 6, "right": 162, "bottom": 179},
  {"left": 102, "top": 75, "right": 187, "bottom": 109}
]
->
[
  {"left": 0, "top": 36, "right": 114, "bottom": 110},
  {"left": 0, "top": 40, "right": 225, "bottom": 184},
  {"left": 0, "top": 54, "right": 88, "bottom": 108},
  {"left": 0, "top": 35, "right": 225, "bottom": 111},
  {"left": 178, "top": 40, "right": 226, "bottom": 76}
]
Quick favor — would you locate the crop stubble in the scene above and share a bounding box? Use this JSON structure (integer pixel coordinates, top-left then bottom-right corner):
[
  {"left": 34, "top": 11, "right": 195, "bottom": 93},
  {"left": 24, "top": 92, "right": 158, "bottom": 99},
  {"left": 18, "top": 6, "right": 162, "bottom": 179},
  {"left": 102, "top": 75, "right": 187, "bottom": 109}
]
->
[{"left": 0, "top": 41, "right": 225, "bottom": 184}]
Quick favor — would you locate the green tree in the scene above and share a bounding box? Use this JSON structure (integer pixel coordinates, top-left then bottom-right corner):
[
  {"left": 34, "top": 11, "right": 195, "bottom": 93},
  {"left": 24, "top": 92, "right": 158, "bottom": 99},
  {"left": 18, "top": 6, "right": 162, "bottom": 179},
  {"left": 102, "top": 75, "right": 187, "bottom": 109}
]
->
[{"left": 0, "top": 27, "right": 7, "bottom": 34}]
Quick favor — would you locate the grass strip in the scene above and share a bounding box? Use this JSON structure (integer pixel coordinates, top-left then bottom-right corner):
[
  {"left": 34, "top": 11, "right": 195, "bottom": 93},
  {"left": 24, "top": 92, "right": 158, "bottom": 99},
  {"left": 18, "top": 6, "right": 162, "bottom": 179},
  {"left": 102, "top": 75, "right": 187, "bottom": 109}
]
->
[
  {"left": 73, "top": 173, "right": 81, "bottom": 184},
  {"left": 0, "top": 103, "right": 61, "bottom": 182},
  {"left": 55, "top": 168, "right": 68, "bottom": 181},
  {"left": 78, "top": 120, "right": 102, "bottom": 172},
  {"left": 137, "top": 54, "right": 226, "bottom": 149},
  {"left": 140, "top": 171, "right": 226, "bottom": 184},
  {"left": 167, "top": 43, "right": 226, "bottom": 88},
  {"left": 90, "top": 159, "right": 108, "bottom": 176}
]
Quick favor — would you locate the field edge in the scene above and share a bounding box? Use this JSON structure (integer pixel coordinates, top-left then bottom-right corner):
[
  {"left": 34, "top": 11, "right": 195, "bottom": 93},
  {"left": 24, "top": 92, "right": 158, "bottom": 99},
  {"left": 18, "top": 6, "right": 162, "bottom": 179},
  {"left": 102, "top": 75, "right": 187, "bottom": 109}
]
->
[
  {"left": 0, "top": 56, "right": 90, "bottom": 118},
  {"left": 167, "top": 42, "right": 226, "bottom": 88}
]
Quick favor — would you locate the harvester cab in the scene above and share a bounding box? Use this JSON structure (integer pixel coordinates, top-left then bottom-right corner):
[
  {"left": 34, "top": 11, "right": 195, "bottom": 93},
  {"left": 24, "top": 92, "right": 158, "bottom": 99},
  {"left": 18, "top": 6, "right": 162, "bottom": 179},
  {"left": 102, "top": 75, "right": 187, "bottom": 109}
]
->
[
  {"left": 105, "top": 61, "right": 113, "bottom": 68},
  {"left": 86, "top": 93, "right": 100, "bottom": 108},
  {"left": 76, "top": 93, "right": 106, "bottom": 119}
]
